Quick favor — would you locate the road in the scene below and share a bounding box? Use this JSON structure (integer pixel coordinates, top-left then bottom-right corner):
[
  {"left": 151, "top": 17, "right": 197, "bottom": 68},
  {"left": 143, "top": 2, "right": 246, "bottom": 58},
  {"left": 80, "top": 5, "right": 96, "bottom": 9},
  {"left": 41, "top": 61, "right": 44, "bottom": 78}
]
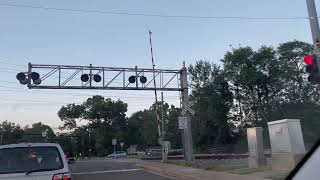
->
[{"left": 70, "top": 158, "right": 174, "bottom": 180}]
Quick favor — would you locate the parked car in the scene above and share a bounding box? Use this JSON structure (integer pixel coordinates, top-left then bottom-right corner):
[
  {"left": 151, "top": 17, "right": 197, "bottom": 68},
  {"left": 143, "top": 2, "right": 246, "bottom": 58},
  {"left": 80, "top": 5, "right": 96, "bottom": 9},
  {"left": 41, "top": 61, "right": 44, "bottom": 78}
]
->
[
  {"left": 0, "top": 143, "right": 71, "bottom": 180},
  {"left": 108, "top": 151, "right": 127, "bottom": 158}
]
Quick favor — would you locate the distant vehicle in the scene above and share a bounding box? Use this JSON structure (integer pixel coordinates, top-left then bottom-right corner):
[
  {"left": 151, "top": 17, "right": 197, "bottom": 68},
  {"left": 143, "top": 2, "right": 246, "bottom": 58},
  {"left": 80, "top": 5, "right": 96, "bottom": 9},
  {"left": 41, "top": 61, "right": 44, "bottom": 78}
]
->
[
  {"left": 0, "top": 143, "right": 71, "bottom": 180},
  {"left": 108, "top": 151, "right": 127, "bottom": 158},
  {"left": 146, "top": 147, "right": 162, "bottom": 157}
]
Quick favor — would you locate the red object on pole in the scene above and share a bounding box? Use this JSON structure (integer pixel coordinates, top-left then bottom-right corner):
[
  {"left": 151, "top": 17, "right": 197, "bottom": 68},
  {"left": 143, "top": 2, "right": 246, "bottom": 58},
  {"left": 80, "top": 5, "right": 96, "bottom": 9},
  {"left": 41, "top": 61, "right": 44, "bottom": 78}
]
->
[{"left": 304, "top": 55, "right": 315, "bottom": 65}]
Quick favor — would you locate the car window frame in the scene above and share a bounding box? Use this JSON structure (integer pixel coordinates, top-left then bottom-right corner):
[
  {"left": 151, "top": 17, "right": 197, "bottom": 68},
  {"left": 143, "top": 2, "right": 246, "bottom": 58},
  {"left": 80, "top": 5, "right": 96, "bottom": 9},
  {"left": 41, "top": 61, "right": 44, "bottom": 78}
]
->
[{"left": 286, "top": 139, "right": 320, "bottom": 180}]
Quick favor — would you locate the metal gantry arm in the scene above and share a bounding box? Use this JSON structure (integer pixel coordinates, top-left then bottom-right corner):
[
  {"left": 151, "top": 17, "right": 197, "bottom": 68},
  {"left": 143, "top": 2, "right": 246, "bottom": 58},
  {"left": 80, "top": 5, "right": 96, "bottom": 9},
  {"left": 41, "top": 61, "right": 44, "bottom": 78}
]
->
[{"left": 20, "top": 63, "right": 183, "bottom": 91}]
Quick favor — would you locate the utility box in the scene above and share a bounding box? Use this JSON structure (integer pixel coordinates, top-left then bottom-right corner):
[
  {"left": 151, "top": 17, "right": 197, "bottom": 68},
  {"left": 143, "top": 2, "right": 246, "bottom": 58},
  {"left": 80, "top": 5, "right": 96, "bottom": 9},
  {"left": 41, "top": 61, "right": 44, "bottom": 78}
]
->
[
  {"left": 247, "top": 127, "right": 266, "bottom": 168},
  {"left": 268, "top": 119, "right": 305, "bottom": 171}
]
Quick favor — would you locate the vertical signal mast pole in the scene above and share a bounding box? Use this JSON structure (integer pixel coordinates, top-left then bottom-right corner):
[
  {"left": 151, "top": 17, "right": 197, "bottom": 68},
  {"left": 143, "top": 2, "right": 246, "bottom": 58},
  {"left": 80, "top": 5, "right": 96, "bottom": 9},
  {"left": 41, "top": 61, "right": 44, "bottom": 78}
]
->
[
  {"left": 306, "top": 0, "right": 320, "bottom": 44},
  {"left": 180, "top": 62, "right": 194, "bottom": 163},
  {"left": 149, "top": 31, "right": 162, "bottom": 140},
  {"left": 306, "top": 0, "right": 320, "bottom": 82}
]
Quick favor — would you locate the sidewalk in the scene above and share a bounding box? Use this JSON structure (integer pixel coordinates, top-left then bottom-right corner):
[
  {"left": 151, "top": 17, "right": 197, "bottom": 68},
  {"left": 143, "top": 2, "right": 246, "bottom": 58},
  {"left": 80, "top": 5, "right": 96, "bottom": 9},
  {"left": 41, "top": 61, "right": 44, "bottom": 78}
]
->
[{"left": 136, "top": 161, "right": 269, "bottom": 180}]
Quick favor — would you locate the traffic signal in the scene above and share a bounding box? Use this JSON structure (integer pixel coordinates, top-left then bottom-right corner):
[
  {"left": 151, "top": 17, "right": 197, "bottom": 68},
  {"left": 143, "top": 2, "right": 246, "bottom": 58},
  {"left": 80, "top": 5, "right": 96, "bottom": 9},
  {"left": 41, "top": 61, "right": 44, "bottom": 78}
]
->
[{"left": 304, "top": 54, "right": 320, "bottom": 84}]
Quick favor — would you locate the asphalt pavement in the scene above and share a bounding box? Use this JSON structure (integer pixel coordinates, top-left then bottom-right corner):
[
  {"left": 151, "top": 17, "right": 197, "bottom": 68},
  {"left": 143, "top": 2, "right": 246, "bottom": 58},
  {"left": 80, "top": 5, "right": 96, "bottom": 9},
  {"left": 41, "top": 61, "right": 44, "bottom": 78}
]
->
[{"left": 70, "top": 158, "right": 174, "bottom": 180}]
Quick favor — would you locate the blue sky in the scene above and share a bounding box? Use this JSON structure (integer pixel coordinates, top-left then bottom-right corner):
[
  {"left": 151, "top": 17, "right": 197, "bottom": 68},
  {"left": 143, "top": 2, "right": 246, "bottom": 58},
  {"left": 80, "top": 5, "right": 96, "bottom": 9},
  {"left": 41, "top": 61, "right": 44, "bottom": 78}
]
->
[{"left": 0, "top": 0, "right": 318, "bottom": 130}]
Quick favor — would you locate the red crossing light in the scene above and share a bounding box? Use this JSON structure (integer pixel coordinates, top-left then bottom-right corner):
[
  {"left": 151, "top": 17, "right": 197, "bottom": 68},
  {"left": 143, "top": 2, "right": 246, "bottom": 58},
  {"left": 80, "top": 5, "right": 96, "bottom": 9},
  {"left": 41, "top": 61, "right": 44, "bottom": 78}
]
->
[{"left": 304, "top": 55, "right": 315, "bottom": 65}]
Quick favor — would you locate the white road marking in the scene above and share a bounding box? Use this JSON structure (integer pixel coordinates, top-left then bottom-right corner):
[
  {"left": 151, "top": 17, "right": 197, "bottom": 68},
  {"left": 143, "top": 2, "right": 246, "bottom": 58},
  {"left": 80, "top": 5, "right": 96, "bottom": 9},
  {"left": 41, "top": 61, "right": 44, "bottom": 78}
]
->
[
  {"left": 73, "top": 168, "right": 141, "bottom": 175},
  {"left": 142, "top": 169, "right": 178, "bottom": 180}
]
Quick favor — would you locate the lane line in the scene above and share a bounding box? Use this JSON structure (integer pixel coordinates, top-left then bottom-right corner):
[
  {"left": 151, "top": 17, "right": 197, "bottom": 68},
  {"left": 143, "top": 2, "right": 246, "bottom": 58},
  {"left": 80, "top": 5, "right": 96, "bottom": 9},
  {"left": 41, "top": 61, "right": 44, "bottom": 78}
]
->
[
  {"left": 73, "top": 168, "right": 141, "bottom": 175},
  {"left": 142, "top": 169, "right": 178, "bottom": 180}
]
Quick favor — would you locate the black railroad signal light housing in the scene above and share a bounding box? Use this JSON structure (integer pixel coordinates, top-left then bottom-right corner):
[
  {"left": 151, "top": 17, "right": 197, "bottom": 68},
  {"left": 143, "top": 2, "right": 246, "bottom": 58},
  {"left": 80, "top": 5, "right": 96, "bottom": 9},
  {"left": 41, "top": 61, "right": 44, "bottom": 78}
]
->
[
  {"left": 16, "top": 72, "right": 26, "bottom": 81},
  {"left": 140, "top": 76, "right": 147, "bottom": 84},
  {"left": 93, "top": 74, "right": 101, "bottom": 82},
  {"left": 33, "top": 79, "right": 41, "bottom": 85},
  {"left": 81, "top": 74, "right": 89, "bottom": 82},
  {"left": 19, "top": 78, "right": 28, "bottom": 85},
  {"left": 128, "top": 76, "right": 136, "bottom": 83},
  {"left": 31, "top": 72, "right": 40, "bottom": 80},
  {"left": 16, "top": 72, "right": 42, "bottom": 85},
  {"left": 128, "top": 76, "right": 147, "bottom": 84}
]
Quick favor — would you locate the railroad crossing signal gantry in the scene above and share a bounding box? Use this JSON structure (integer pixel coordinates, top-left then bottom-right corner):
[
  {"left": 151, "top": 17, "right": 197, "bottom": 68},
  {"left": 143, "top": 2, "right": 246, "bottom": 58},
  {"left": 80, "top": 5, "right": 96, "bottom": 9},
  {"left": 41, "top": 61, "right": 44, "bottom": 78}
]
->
[
  {"left": 17, "top": 63, "right": 182, "bottom": 91},
  {"left": 16, "top": 62, "right": 194, "bottom": 164}
]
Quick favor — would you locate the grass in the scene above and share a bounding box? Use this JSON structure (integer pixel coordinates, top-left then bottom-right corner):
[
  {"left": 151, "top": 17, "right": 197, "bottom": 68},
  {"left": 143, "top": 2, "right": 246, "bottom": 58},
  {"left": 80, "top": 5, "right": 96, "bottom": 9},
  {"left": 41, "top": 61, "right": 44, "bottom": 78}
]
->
[
  {"left": 228, "top": 166, "right": 271, "bottom": 175},
  {"left": 166, "top": 160, "right": 265, "bottom": 174},
  {"left": 266, "top": 173, "right": 289, "bottom": 180},
  {"left": 204, "top": 165, "right": 247, "bottom": 172},
  {"left": 166, "top": 160, "right": 289, "bottom": 179}
]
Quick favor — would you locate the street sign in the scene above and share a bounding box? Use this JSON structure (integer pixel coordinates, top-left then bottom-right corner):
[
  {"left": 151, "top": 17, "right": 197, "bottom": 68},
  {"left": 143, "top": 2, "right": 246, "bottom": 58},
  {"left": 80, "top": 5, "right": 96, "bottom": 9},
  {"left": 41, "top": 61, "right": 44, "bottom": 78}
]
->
[
  {"left": 178, "top": 116, "right": 188, "bottom": 129},
  {"left": 181, "top": 101, "right": 195, "bottom": 115},
  {"left": 112, "top": 139, "right": 117, "bottom": 145}
]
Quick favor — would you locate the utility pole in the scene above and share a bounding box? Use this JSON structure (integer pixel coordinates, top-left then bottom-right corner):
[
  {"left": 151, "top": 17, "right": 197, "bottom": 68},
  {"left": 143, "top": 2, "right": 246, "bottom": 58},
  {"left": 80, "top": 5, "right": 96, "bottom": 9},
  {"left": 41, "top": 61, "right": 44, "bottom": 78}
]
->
[
  {"left": 81, "top": 133, "right": 84, "bottom": 159},
  {"left": 180, "top": 62, "right": 194, "bottom": 163},
  {"left": 161, "top": 92, "right": 165, "bottom": 141},
  {"left": 306, "top": 0, "right": 320, "bottom": 80},
  {"left": 306, "top": 0, "right": 320, "bottom": 44}
]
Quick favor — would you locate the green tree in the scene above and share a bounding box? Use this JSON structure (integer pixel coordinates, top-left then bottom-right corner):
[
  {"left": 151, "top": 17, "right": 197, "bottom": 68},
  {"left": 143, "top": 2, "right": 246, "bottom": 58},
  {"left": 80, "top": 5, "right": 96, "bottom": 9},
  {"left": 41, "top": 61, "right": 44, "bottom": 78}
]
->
[
  {"left": 189, "top": 61, "right": 234, "bottom": 150},
  {"left": 222, "top": 46, "right": 283, "bottom": 126},
  {"left": 58, "top": 103, "right": 85, "bottom": 130},
  {"left": 165, "top": 105, "right": 182, "bottom": 149},
  {"left": 276, "top": 40, "right": 318, "bottom": 103},
  {"left": 127, "top": 102, "right": 182, "bottom": 149},
  {"left": 127, "top": 109, "right": 158, "bottom": 148},
  {"left": 24, "top": 122, "right": 55, "bottom": 137},
  {"left": 23, "top": 122, "right": 55, "bottom": 142},
  {"left": 0, "top": 121, "right": 24, "bottom": 144},
  {"left": 58, "top": 95, "right": 128, "bottom": 154}
]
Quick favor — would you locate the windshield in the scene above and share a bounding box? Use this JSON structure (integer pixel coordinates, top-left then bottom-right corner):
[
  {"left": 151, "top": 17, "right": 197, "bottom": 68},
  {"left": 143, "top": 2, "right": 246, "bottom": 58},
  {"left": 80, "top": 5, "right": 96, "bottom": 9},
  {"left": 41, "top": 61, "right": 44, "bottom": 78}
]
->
[
  {"left": 0, "top": 146, "right": 63, "bottom": 174},
  {"left": 1, "top": 1, "right": 320, "bottom": 179}
]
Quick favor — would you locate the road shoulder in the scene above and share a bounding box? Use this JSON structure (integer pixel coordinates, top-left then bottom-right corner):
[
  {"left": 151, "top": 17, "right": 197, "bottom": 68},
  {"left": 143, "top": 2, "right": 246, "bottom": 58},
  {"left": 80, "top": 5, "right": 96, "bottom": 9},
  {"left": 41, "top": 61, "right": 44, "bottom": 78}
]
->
[{"left": 136, "top": 160, "right": 269, "bottom": 180}]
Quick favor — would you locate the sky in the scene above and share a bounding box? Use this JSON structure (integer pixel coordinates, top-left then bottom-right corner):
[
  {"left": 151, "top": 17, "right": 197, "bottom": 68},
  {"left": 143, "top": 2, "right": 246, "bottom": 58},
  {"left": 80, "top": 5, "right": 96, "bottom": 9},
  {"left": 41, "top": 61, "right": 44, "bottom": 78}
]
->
[{"left": 0, "top": 0, "right": 318, "bottom": 131}]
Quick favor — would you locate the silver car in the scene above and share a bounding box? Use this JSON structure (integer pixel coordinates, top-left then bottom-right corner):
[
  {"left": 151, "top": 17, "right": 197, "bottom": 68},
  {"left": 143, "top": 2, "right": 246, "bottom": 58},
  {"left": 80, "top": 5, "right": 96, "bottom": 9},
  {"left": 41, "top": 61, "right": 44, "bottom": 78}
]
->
[
  {"left": 0, "top": 143, "right": 71, "bottom": 180},
  {"left": 108, "top": 151, "right": 127, "bottom": 158}
]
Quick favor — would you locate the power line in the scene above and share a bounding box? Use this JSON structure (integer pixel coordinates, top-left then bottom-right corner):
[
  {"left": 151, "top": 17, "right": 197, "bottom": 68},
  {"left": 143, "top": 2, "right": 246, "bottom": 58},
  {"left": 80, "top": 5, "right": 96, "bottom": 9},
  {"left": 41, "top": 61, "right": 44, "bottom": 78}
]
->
[
  {"left": 0, "top": 60, "right": 27, "bottom": 68},
  {"left": 0, "top": 101, "right": 152, "bottom": 108},
  {"left": 0, "top": 69, "right": 17, "bottom": 74},
  {"left": 0, "top": 3, "right": 318, "bottom": 20},
  {"left": 0, "top": 67, "right": 23, "bottom": 72},
  {"left": 0, "top": 83, "right": 180, "bottom": 99},
  {"left": 0, "top": 89, "right": 158, "bottom": 101}
]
